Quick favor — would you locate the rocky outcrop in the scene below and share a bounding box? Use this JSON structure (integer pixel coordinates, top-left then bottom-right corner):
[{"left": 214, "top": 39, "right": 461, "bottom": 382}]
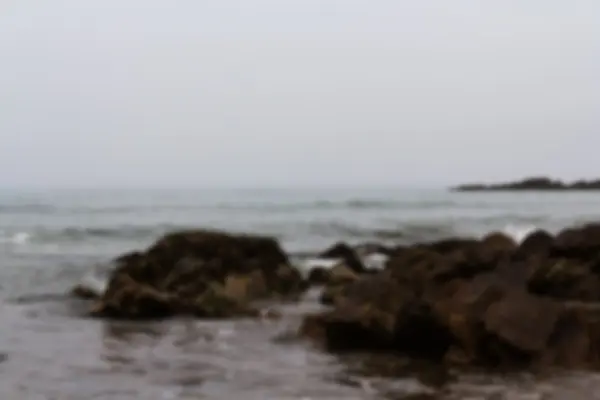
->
[
  {"left": 88, "top": 230, "right": 307, "bottom": 319},
  {"left": 300, "top": 224, "right": 600, "bottom": 370},
  {"left": 452, "top": 176, "right": 600, "bottom": 191}
]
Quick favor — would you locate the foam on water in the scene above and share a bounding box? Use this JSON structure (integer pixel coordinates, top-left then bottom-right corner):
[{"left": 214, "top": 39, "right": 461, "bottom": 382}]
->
[
  {"left": 501, "top": 224, "right": 539, "bottom": 244},
  {"left": 77, "top": 273, "right": 109, "bottom": 297},
  {"left": 0, "top": 231, "right": 31, "bottom": 245}
]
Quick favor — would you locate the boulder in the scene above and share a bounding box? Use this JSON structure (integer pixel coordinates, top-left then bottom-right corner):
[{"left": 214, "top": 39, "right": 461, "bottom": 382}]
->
[
  {"left": 317, "top": 263, "right": 361, "bottom": 306},
  {"left": 418, "top": 237, "right": 480, "bottom": 255},
  {"left": 481, "top": 232, "right": 517, "bottom": 254},
  {"left": 319, "top": 242, "right": 365, "bottom": 273},
  {"left": 319, "top": 285, "right": 344, "bottom": 306},
  {"left": 516, "top": 230, "right": 554, "bottom": 257},
  {"left": 307, "top": 267, "right": 331, "bottom": 286},
  {"left": 307, "top": 273, "right": 416, "bottom": 352},
  {"left": 89, "top": 230, "right": 305, "bottom": 319},
  {"left": 527, "top": 258, "right": 600, "bottom": 301},
  {"left": 386, "top": 240, "right": 502, "bottom": 291},
  {"left": 553, "top": 223, "right": 600, "bottom": 260},
  {"left": 327, "top": 263, "right": 360, "bottom": 285}
]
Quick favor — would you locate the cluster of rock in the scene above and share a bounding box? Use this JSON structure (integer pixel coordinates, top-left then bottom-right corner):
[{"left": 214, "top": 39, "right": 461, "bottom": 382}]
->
[
  {"left": 71, "top": 222, "right": 600, "bottom": 371},
  {"left": 77, "top": 230, "right": 306, "bottom": 319},
  {"left": 301, "top": 223, "right": 600, "bottom": 371},
  {"left": 452, "top": 176, "right": 600, "bottom": 191}
]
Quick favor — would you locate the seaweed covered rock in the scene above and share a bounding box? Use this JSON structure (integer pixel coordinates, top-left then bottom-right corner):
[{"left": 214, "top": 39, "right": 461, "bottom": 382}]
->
[
  {"left": 302, "top": 267, "right": 600, "bottom": 369},
  {"left": 301, "top": 223, "right": 600, "bottom": 371},
  {"left": 385, "top": 234, "right": 513, "bottom": 289},
  {"left": 89, "top": 230, "right": 305, "bottom": 319}
]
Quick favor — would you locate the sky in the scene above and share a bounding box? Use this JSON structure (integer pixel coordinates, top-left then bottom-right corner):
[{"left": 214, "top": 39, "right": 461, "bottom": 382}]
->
[{"left": 0, "top": 1, "right": 598, "bottom": 188}]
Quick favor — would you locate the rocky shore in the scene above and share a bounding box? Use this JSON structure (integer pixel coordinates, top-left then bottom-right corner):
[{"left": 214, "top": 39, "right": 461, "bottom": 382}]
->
[
  {"left": 73, "top": 222, "right": 600, "bottom": 373},
  {"left": 452, "top": 176, "right": 600, "bottom": 191}
]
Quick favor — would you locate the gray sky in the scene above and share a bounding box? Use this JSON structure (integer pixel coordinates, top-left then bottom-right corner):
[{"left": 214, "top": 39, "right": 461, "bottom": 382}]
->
[{"left": 0, "top": 1, "right": 598, "bottom": 188}]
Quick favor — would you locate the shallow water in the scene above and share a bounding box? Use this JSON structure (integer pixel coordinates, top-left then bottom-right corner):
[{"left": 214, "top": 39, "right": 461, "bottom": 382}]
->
[
  {"left": 5, "top": 293, "right": 600, "bottom": 399},
  {"left": 3, "top": 188, "right": 600, "bottom": 398}
]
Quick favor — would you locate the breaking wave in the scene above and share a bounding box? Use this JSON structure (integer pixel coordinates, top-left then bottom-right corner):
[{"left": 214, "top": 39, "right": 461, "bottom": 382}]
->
[
  {"left": 0, "top": 221, "right": 545, "bottom": 249},
  {"left": 500, "top": 223, "right": 539, "bottom": 244},
  {"left": 0, "top": 225, "right": 188, "bottom": 245}
]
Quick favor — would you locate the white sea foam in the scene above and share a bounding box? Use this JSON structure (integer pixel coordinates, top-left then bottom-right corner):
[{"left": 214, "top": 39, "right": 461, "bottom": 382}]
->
[
  {"left": 297, "top": 258, "right": 340, "bottom": 272},
  {"left": 500, "top": 223, "right": 538, "bottom": 244},
  {"left": 77, "top": 273, "right": 109, "bottom": 297},
  {"left": 0, "top": 231, "right": 31, "bottom": 244},
  {"left": 362, "top": 253, "right": 389, "bottom": 270}
]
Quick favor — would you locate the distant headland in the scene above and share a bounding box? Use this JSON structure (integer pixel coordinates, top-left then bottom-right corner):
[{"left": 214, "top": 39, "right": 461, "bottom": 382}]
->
[{"left": 451, "top": 176, "right": 600, "bottom": 191}]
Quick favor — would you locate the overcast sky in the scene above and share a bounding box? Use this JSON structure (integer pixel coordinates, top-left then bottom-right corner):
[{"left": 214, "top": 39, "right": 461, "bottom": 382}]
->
[{"left": 0, "top": 1, "right": 598, "bottom": 188}]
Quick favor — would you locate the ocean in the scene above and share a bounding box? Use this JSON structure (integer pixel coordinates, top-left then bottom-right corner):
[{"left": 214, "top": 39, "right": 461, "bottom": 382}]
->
[{"left": 2, "top": 187, "right": 600, "bottom": 399}]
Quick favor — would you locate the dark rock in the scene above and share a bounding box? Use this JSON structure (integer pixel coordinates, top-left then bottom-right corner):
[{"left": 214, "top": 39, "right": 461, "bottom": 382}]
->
[
  {"left": 306, "top": 273, "right": 451, "bottom": 356},
  {"left": 483, "top": 289, "right": 562, "bottom": 354},
  {"left": 420, "top": 238, "right": 479, "bottom": 254},
  {"left": 307, "top": 267, "right": 331, "bottom": 286},
  {"left": 192, "top": 282, "right": 260, "bottom": 319},
  {"left": 517, "top": 230, "right": 554, "bottom": 256},
  {"left": 317, "top": 264, "right": 361, "bottom": 306},
  {"left": 271, "top": 264, "right": 307, "bottom": 297},
  {"left": 552, "top": 223, "right": 600, "bottom": 260},
  {"left": 481, "top": 232, "right": 517, "bottom": 254},
  {"left": 527, "top": 258, "right": 600, "bottom": 301},
  {"left": 386, "top": 239, "right": 502, "bottom": 290},
  {"left": 544, "top": 302, "right": 600, "bottom": 368},
  {"left": 89, "top": 230, "right": 305, "bottom": 319},
  {"left": 70, "top": 284, "right": 101, "bottom": 300},
  {"left": 319, "top": 242, "right": 365, "bottom": 273},
  {"left": 114, "top": 251, "right": 144, "bottom": 265},
  {"left": 90, "top": 274, "right": 177, "bottom": 319},
  {"left": 327, "top": 264, "right": 360, "bottom": 286},
  {"left": 435, "top": 275, "right": 572, "bottom": 367},
  {"left": 319, "top": 285, "right": 343, "bottom": 306},
  {"left": 517, "top": 223, "right": 600, "bottom": 302},
  {"left": 302, "top": 268, "right": 598, "bottom": 369}
]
